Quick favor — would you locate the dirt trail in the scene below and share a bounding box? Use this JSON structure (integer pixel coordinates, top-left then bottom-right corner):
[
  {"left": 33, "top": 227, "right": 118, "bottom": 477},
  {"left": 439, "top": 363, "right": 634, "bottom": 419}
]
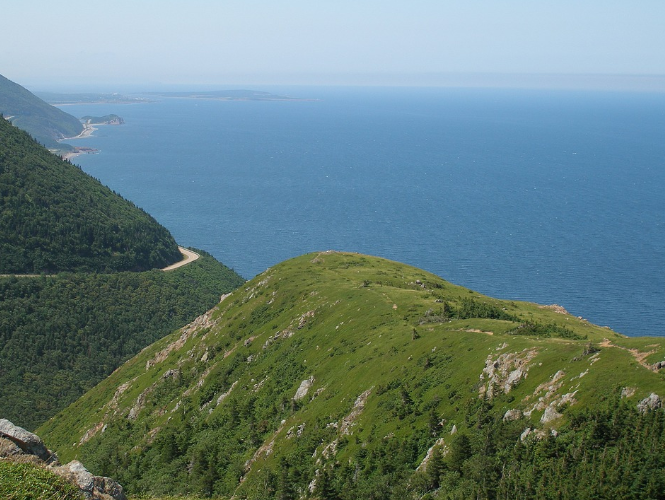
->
[{"left": 600, "top": 338, "right": 661, "bottom": 372}]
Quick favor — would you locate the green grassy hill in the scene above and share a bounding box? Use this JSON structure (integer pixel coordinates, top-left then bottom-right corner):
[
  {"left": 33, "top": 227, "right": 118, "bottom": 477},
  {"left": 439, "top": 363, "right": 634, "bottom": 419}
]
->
[
  {"left": 0, "top": 116, "right": 182, "bottom": 274},
  {"left": 38, "top": 252, "right": 665, "bottom": 499},
  {"left": 0, "top": 74, "right": 82, "bottom": 152}
]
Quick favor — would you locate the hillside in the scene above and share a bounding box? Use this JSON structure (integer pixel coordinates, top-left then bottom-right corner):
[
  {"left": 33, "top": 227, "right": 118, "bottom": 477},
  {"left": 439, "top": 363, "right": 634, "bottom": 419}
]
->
[
  {"left": 0, "top": 74, "right": 82, "bottom": 152},
  {"left": 39, "top": 252, "right": 665, "bottom": 499},
  {"left": 0, "top": 116, "right": 182, "bottom": 273},
  {"left": 0, "top": 110, "right": 245, "bottom": 431},
  {"left": 0, "top": 251, "right": 245, "bottom": 431}
]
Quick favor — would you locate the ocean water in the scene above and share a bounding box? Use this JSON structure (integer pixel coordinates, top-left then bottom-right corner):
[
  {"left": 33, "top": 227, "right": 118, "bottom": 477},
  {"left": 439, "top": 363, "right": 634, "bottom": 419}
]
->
[{"left": 63, "top": 87, "right": 665, "bottom": 337}]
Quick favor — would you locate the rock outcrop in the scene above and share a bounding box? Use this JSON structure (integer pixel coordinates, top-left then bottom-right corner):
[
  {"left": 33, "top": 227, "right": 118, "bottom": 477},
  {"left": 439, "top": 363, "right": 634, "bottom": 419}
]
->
[
  {"left": 0, "top": 418, "right": 126, "bottom": 500},
  {"left": 638, "top": 393, "right": 662, "bottom": 413},
  {"left": 0, "top": 418, "right": 56, "bottom": 463}
]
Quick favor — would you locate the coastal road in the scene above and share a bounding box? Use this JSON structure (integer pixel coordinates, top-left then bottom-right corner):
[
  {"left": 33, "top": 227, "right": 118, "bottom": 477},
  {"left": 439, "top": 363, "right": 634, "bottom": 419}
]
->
[
  {"left": 0, "top": 246, "right": 199, "bottom": 277},
  {"left": 161, "top": 247, "right": 200, "bottom": 271}
]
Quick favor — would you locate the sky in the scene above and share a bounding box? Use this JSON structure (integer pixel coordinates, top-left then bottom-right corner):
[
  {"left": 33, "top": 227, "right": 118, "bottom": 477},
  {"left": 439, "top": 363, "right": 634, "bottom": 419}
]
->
[{"left": 3, "top": 0, "right": 665, "bottom": 90}]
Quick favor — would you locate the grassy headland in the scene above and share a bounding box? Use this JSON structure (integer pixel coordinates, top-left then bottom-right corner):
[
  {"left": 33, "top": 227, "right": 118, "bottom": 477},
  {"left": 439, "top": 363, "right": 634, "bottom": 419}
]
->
[{"left": 38, "top": 251, "right": 665, "bottom": 499}]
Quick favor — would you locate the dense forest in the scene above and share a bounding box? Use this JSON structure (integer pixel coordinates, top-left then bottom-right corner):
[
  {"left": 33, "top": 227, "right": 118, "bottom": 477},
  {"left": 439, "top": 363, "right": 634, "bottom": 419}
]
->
[
  {"left": 0, "top": 251, "right": 244, "bottom": 430},
  {"left": 84, "top": 391, "right": 662, "bottom": 499},
  {"left": 0, "top": 116, "right": 183, "bottom": 273},
  {"left": 0, "top": 73, "right": 82, "bottom": 151}
]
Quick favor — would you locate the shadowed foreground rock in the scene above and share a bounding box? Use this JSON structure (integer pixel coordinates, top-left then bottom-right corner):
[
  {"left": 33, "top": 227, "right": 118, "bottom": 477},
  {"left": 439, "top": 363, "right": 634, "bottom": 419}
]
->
[{"left": 0, "top": 418, "right": 126, "bottom": 500}]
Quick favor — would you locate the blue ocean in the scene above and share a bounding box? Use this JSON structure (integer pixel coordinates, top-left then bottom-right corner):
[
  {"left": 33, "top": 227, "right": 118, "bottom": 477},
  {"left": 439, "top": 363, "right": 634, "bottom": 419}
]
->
[{"left": 62, "top": 87, "right": 665, "bottom": 337}]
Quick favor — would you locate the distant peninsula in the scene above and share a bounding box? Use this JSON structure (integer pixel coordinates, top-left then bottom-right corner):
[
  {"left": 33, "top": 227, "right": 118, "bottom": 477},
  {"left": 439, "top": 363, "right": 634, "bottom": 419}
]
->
[
  {"left": 37, "top": 92, "right": 151, "bottom": 105},
  {"left": 81, "top": 114, "right": 124, "bottom": 125},
  {"left": 145, "top": 89, "right": 316, "bottom": 101}
]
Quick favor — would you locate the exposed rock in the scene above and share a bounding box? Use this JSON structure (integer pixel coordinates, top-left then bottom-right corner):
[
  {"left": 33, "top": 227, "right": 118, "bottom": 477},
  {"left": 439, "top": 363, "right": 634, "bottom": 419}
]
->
[
  {"left": 503, "top": 409, "right": 523, "bottom": 422},
  {"left": 450, "top": 424, "right": 457, "bottom": 435},
  {"left": 162, "top": 368, "right": 180, "bottom": 380},
  {"left": 52, "top": 460, "right": 127, "bottom": 500},
  {"left": 0, "top": 436, "right": 23, "bottom": 457},
  {"left": 298, "top": 310, "right": 316, "bottom": 329},
  {"left": 479, "top": 348, "right": 538, "bottom": 399},
  {"left": 242, "top": 420, "right": 287, "bottom": 476},
  {"left": 340, "top": 388, "right": 372, "bottom": 435},
  {"left": 621, "top": 386, "right": 637, "bottom": 398},
  {"left": 541, "top": 406, "right": 563, "bottom": 424},
  {"left": 294, "top": 376, "right": 315, "bottom": 401},
  {"left": 79, "top": 422, "right": 105, "bottom": 445},
  {"left": 520, "top": 427, "right": 547, "bottom": 441},
  {"left": 217, "top": 381, "right": 238, "bottom": 407},
  {"left": 416, "top": 437, "right": 447, "bottom": 472},
  {"left": 520, "top": 428, "right": 532, "bottom": 441},
  {"left": 146, "top": 310, "right": 216, "bottom": 370},
  {"left": 127, "top": 390, "right": 149, "bottom": 420},
  {"left": 286, "top": 423, "right": 306, "bottom": 440},
  {"left": 321, "top": 439, "right": 338, "bottom": 459},
  {"left": 638, "top": 393, "right": 662, "bottom": 413},
  {"left": 523, "top": 372, "right": 576, "bottom": 419},
  {"left": 0, "top": 419, "right": 55, "bottom": 463},
  {"left": 540, "top": 304, "right": 570, "bottom": 315}
]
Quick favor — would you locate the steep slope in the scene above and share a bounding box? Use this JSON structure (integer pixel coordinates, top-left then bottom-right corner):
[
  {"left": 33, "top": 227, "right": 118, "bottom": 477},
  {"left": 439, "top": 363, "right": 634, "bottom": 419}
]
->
[
  {"left": 0, "top": 117, "right": 182, "bottom": 273},
  {"left": 0, "top": 74, "right": 82, "bottom": 151},
  {"left": 0, "top": 251, "right": 245, "bottom": 431},
  {"left": 0, "top": 113, "right": 246, "bottom": 430},
  {"left": 39, "top": 252, "right": 665, "bottom": 499}
]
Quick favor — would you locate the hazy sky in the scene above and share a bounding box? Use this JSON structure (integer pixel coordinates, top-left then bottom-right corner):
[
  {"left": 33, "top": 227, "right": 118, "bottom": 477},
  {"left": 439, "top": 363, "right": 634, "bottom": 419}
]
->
[{"left": 3, "top": 0, "right": 665, "bottom": 89}]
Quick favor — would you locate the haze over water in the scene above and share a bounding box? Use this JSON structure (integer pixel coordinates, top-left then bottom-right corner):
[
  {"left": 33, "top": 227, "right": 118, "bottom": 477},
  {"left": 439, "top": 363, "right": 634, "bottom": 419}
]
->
[{"left": 64, "top": 86, "right": 665, "bottom": 337}]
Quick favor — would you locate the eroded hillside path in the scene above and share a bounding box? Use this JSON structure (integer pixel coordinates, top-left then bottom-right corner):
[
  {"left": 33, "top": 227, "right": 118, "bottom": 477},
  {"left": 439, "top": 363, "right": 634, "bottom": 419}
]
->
[
  {"left": 161, "top": 247, "right": 200, "bottom": 271},
  {"left": 599, "top": 338, "right": 661, "bottom": 372}
]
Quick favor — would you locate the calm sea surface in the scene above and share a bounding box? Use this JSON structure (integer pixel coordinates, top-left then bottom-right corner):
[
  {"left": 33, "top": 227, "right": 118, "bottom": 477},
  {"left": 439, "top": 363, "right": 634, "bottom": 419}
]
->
[{"left": 63, "top": 87, "right": 665, "bottom": 337}]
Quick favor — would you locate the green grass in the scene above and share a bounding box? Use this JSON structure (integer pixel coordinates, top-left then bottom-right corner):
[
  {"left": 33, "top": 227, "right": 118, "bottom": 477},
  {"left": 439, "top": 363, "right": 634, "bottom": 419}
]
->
[
  {"left": 0, "top": 460, "right": 82, "bottom": 500},
  {"left": 37, "top": 252, "right": 665, "bottom": 499}
]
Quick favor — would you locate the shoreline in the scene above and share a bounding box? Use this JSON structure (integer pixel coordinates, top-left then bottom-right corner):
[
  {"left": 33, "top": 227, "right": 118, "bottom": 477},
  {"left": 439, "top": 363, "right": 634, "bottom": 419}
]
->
[
  {"left": 62, "top": 147, "right": 98, "bottom": 161},
  {"left": 67, "top": 122, "right": 97, "bottom": 140},
  {"left": 60, "top": 123, "right": 99, "bottom": 160}
]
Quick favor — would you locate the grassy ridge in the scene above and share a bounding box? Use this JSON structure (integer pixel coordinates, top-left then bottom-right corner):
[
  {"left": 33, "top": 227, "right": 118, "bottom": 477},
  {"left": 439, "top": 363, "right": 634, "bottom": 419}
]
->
[{"left": 38, "top": 252, "right": 665, "bottom": 498}]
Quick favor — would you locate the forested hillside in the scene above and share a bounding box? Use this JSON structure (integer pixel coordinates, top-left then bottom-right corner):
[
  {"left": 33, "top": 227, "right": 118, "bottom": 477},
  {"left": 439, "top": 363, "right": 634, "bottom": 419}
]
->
[
  {"left": 39, "top": 252, "right": 665, "bottom": 499},
  {"left": 0, "top": 74, "right": 82, "bottom": 151},
  {"left": 0, "top": 251, "right": 244, "bottom": 430},
  {"left": 0, "top": 117, "right": 182, "bottom": 273},
  {"left": 0, "top": 110, "right": 246, "bottom": 430}
]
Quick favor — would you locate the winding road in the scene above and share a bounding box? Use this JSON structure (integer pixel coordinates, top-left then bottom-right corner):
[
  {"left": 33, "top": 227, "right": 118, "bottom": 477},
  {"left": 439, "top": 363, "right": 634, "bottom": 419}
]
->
[
  {"left": 161, "top": 247, "right": 200, "bottom": 271},
  {"left": 1, "top": 246, "right": 200, "bottom": 277}
]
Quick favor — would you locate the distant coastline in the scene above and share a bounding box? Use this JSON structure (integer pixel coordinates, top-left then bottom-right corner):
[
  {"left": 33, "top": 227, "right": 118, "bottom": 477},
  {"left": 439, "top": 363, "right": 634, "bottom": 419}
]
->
[
  {"left": 61, "top": 116, "right": 125, "bottom": 160},
  {"left": 144, "top": 89, "right": 318, "bottom": 102}
]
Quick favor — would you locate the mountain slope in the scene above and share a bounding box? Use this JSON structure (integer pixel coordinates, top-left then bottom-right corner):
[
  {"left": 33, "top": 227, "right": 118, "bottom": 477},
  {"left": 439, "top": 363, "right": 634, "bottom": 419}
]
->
[
  {"left": 0, "top": 250, "right": 245, "bottom": 431},
  {"left": 0, "top": 74, "right": 82, "bottom": 151},
  {"left": 0, "top": 112, "right": 245, "bottom": 430},
  {"left": 38, "top": 252, "right": 665, "bottom": 499},
  {"left": 0, "top": 116, "right": 182, "bottom": 273}
]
